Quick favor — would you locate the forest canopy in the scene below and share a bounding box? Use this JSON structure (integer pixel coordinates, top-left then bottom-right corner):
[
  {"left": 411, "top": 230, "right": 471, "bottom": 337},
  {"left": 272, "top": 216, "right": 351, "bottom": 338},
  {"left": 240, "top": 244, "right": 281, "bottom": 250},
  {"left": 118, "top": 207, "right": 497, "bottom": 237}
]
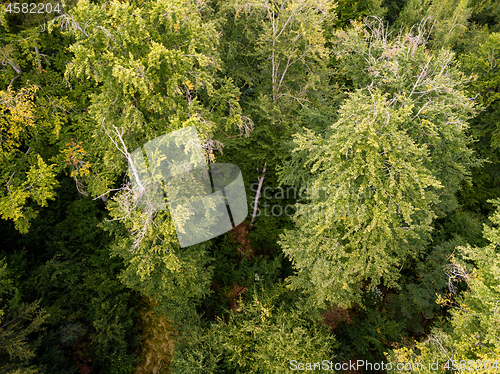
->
[{"left": 0, "top": 0, "right": 499, "bottom": 373}]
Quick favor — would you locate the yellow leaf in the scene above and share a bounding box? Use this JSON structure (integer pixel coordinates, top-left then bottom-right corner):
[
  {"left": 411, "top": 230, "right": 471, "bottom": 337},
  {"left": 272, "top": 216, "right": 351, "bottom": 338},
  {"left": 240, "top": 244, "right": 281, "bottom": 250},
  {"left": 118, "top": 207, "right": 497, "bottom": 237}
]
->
[{"left": 185, "top": 80, "right": 194, "bottom": 90}]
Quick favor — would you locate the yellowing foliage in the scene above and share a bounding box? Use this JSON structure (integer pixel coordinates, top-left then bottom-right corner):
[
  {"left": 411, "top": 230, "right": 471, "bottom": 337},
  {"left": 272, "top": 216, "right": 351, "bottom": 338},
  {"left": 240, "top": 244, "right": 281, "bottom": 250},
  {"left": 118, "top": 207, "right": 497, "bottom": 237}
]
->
[
  {"left": 0, "top": 86, "right": 38, "bottom": 151},
  {"left": 63, "top": 139, "right": 92, "bottom": 178}
]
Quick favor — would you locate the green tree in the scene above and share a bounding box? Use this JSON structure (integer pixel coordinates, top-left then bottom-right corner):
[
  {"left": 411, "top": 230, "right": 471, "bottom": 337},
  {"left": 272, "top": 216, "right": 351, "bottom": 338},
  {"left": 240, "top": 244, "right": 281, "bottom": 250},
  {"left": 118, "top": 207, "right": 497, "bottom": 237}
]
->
[
  {"left": 58, "top": 0, "right": 249, "bottom": 321},
  {"left": 173, "top": 284, "right": 336, "bottom": 373},
  {"left": 396, "top": 0, "right": 473, "bottom": 50},
  {"left": 278, "top": 20, "right": 478, "bottom": 308},
  {"left": 388, "top": 199, "right": 500, "bottom": 373},
  {"left": 0, "top": 179, "right": 142, "bottom": 374},
  {"left": 0, "top": 257, "right": 48, "bottom": 374},
  {"left": 0, "top": 86, "right": 59, "bottom": 234},
  {"left": 211, "top": 0, "right": 337, "bottom": 238},
  {"left": 455, "top": 31, "right": 500, "bottom": 214},
  {"left": 332, "top": 0, "right": 386, "bottom": 28},
  {"left": 0, "top": 0, "right": 91, "bottom": 234},
  {"left": 229, "top": 0, "right": 334, "bottom": 105}
]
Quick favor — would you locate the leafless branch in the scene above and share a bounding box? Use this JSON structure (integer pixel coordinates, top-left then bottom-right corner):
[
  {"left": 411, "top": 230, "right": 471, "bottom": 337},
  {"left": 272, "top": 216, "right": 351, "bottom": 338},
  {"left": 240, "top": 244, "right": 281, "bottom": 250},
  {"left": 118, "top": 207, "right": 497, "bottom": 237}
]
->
[{"left": 250, "top": 162, "right": 267, "bottom": 228}]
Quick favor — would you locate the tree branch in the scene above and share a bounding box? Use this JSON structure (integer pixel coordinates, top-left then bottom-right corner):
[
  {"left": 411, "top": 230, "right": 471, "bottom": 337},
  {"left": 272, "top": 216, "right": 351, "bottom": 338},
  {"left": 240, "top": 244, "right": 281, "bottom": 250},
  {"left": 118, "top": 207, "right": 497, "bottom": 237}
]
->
[{"left": 250, "top": 162, "right": 267, "bottom": 228}]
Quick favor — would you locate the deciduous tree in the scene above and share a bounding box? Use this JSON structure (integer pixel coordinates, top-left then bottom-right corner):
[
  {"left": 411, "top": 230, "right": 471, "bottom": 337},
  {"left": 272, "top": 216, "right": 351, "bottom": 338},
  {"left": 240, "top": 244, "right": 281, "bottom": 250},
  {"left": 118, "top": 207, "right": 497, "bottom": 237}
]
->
[{"left": 278, "top": 19, "right": 478, "bottom": 308}]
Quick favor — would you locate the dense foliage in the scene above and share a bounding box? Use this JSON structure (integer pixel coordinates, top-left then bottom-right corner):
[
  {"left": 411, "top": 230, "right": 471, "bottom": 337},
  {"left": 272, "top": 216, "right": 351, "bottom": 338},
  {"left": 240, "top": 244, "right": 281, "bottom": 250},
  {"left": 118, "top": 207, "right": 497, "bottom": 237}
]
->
[{"left": 1, "top": 0, "right": 499, "bottom": 372}]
